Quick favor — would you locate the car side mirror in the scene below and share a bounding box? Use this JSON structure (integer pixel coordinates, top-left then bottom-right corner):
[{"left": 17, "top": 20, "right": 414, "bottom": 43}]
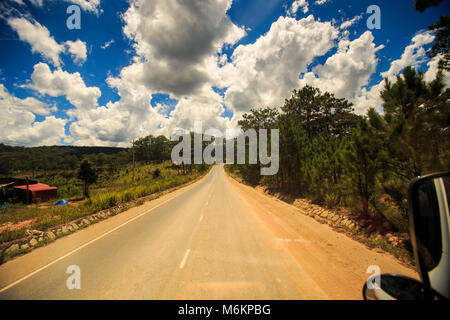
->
[
  {"left": 363, "top": 274, "right": 441, "bottom": 300},
  {"left": 408, "top": 172, "right": 450, "bottom": 299}
]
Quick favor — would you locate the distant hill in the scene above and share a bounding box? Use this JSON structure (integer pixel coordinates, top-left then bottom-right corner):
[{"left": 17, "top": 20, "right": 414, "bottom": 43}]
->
[
  {"left": 0, "top": 144, "right": 128, "bottom": 174},
  {"left": 0, "top": 144, "right": 126, "bottom": 155}
]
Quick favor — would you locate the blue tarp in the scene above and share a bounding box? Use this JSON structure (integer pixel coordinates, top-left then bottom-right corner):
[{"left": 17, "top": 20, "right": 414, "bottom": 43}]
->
[
  {"left": 0, "top": 205, "right": 6, "bottom": 210},
  {"left": 54, "top": 200, "right": 69, "bottom": 206}
]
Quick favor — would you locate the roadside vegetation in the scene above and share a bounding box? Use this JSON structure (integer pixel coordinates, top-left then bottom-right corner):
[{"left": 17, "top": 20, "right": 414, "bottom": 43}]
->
[
  {"left": 0, "top": 136, "right": 210, "bottom": 245},
  {"left": 227, "top": 65, "right": 449, "bottom": 252},
  {"left": 226, "top": 1, "right": 449, "bottom": 246}
]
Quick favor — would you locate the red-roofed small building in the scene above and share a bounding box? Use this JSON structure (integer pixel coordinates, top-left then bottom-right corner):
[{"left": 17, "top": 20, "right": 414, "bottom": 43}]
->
[{"left": 13, "top": 183, "right": 58, "bottom": 203}]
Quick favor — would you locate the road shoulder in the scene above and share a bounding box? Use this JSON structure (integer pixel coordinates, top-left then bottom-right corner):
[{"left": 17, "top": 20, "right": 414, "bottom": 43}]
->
[{"left": 224, "top": 167, "right": 418, "bottom": 299}]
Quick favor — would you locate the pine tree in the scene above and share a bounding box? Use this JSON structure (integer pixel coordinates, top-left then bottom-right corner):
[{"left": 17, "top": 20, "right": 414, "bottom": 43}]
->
[
  {"left": 341, "top": 118, "right": 382, "bottom": 217},
  {"left": 77, "top": 160, "right": 97, "bottom": 198}
]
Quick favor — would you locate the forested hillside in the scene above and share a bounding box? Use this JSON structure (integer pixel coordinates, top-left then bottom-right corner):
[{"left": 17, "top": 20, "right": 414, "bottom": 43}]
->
[{"left": 0, "top": 135, "right": 177, "bottom": 176}]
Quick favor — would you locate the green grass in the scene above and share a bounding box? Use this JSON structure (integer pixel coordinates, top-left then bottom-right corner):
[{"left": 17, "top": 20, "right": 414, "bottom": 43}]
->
[
  {"left": 0, "top": 162, "right": 209, "bottom": 245},
  {"left": 0, "top": 228, "right": 27, "bottom": 243}
]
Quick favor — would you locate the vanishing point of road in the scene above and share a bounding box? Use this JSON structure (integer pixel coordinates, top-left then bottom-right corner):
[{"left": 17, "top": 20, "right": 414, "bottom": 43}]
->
[{"left": 0, "top": 165, "right": 417, "bottom": 299}]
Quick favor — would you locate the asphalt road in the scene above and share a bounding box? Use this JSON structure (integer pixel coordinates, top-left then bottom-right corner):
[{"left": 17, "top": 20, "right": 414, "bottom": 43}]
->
[{"left": 0, "top": 165, "right": 416, "bottom": 299}]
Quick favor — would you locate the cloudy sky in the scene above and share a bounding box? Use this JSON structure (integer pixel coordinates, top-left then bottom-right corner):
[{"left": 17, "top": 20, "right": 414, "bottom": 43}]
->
[{"left": 0, "top": 0, "right": 448, "bottom": 147}]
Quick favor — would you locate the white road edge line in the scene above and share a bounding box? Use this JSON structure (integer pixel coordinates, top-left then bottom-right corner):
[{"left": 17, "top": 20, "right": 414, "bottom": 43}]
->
[
  {"left": 0, "top": 184, "right": 196, "bottom": 293},
  {"left": 179, "top": 249, "right": 191, "bottom": 269}
]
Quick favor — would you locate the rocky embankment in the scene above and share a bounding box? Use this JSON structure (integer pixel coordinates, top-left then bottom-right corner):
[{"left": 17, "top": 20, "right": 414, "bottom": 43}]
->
[
  {"left": 290, "top": 198, "right": 407, "bottom": 249},
  {"left": 0, "top": 207, "right": 120, "bottom": 262}
]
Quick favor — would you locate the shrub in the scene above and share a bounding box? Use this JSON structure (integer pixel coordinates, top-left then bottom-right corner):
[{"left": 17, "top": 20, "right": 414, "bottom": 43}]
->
[
  {"left": 325, "top": 192, "right": 339, "bottom": 209},
  {"left": 0, "top": 228, "right": 26, "bottom": 243},
  {"left": 152, "top": 168, "right": 161, "bottom": 179}
]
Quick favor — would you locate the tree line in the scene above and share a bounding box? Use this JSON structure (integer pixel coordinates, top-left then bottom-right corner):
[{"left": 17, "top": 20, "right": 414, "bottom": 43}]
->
[
  {"left": 227, "top": 66, "right": 449, "bottom": 231},
  {"left": 0, "top": 135, "right": 176, "bottom": 177},
  {"left": 228, "top": 0, "right": 449, "bottom": 229},
  {"left": 0, "top": 145, "right": 127, "bottom": 176}
]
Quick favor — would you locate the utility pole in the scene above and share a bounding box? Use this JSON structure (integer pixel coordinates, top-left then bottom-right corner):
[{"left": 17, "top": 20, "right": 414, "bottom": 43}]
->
[
  {"left": 26, "top": 176, "right": 30, "bottom": 204},
  {"left": 131, "top": 139, "right": 135, "bottom": 183}
]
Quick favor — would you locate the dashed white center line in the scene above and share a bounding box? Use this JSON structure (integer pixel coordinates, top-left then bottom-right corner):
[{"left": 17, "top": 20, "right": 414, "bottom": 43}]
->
[{"left": 179, "top": 249, "right": 191, "bottom": 269}]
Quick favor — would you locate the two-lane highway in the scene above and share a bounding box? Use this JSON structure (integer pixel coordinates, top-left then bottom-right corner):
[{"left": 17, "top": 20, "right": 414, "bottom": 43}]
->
[{"left": 0, "top": 165, "right": 416, "bottom": 299}]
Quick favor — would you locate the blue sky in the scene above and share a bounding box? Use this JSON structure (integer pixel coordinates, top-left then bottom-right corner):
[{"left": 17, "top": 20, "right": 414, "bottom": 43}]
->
[{"left": 0, "top": 0, "right": 448, "bottom": 146}]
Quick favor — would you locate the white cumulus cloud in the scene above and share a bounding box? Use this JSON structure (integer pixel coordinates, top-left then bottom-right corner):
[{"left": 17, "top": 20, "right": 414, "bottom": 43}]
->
[
  {"left": 288, "top": 0, "right": 309, "bottom": 16},
  {"left": 64, "top": 39, "right": 87, "bottom": 65},
  {"left": 8, "top": 17, "right": 88, "bottom": 67},
  {"left": 353, "top": 31, "right": 438, "bottom": 114},
  {"left": 0, "top": 84, "right": 68, "bottom": 146},
  {"left": 8, "top": 17, "right": 64, "bottom": 67},
  {"left": 6, "top": 0, "right": 446, "bottom": 147},
  {"left": 121, "top": 0, "right": 246, "bottom": 97},
  {"left": 27, "top": 62, "right": 101, "bottom": 112},
  {"left": 298, "top": 31, "right": 381, "bottom": 111},
  {"left": 220, "top": 15, "right": 338, "bottom": 115}
]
